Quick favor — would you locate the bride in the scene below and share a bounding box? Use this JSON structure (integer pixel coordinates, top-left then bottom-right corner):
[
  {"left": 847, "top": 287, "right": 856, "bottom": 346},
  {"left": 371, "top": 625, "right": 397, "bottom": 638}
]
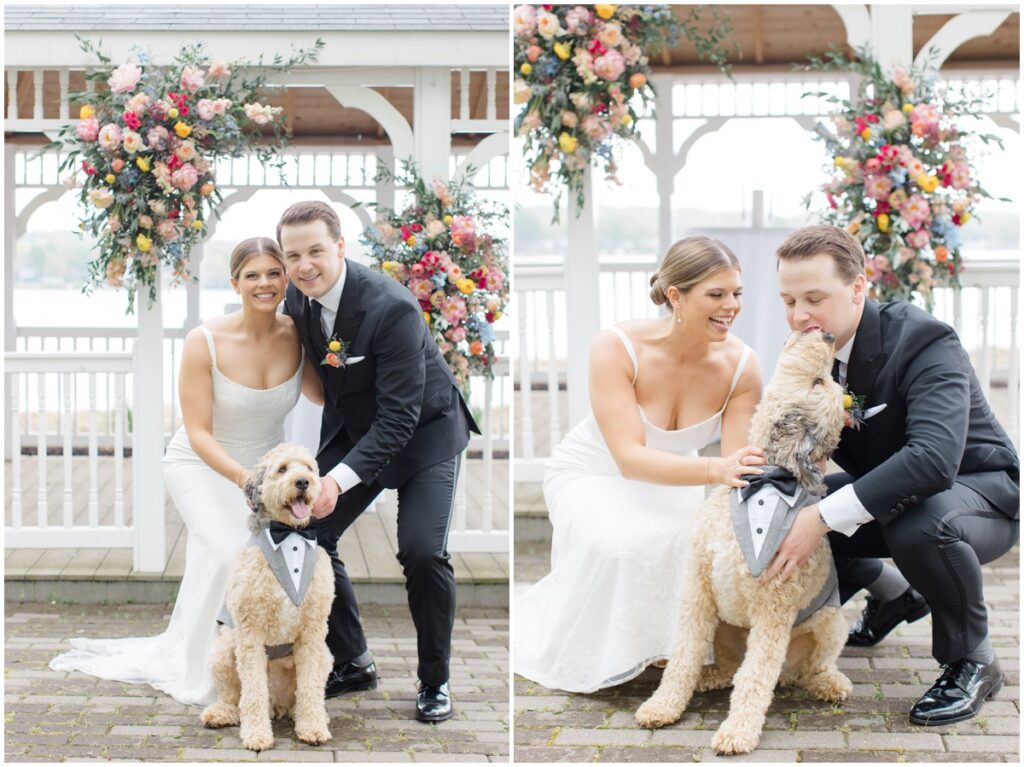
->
[
  {"left": 50, "top": 237, "right": 324, "bottom": 705},
  {"left": 514, "top": 236, "right": 766, "bottom": 693}
]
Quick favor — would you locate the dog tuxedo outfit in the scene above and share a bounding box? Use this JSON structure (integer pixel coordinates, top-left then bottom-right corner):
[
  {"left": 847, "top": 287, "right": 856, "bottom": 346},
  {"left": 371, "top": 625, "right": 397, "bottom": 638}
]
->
[
  {"left": 731, "top": 466, "right": 840, "bottom": 624},
  {"left": 218, "top": 525, "right": 320, "bottom": 658}
]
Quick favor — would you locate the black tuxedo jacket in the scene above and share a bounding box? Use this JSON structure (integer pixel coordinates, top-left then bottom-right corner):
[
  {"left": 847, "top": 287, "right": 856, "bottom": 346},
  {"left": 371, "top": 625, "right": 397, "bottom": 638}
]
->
[
  {"left": 284, "top": 260, "right": 479, "bottom": 489},
  {"left": 834, "top": 299, "right": 1019, "bottom": 525}
]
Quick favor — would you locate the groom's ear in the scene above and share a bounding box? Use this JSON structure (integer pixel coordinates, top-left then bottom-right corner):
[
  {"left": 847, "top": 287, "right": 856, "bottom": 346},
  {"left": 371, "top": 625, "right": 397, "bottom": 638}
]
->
[
  {"left": 336, "top": 236, "right": 346, "bottom": 259},
  {"left": 851, "top": 273, "right": 867, "bottom": 305}
]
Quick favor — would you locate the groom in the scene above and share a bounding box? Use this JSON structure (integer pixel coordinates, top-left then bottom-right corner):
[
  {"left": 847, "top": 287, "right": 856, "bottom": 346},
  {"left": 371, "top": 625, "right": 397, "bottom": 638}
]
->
[
  {"left": 767, "top": 224, "right": 1019, "bottom": 725},
  {"left": 278, "top": 200, "right": 478, "bottom": 722}
]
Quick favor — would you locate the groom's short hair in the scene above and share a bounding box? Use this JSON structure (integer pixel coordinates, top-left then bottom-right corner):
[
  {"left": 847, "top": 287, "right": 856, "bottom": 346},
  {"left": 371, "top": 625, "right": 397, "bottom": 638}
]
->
[
  {"left": 776, "top": 225, "right": 865, "bottom": 284},
  {"left": 277, "top": 201, "right": 342, "bottom": 243}
]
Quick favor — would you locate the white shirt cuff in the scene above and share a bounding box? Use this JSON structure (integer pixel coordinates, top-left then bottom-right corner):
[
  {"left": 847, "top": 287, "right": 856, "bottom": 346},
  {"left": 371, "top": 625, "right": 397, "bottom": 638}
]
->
[
  {"left": 818, "top": 483, "right": 874, "bottom": 537},
  {"left": 327, "top": 462, "right": 362, "bottom": 494}
]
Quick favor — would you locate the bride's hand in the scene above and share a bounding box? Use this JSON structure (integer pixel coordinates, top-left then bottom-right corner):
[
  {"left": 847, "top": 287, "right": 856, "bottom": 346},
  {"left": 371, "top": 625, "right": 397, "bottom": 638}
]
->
[
  {"left": 711, "top": 446, "right": 766, "bottom": 488},
  {"left": 236, "top": 468, "right": 253, "bottom": 490}
]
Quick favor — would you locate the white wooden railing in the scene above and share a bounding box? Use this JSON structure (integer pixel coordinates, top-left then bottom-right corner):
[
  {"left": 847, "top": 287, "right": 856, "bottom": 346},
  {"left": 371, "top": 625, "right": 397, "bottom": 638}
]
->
[
  {"left": 513, "top": 259, "right": 1021, "bottom": 484},
  {"left": 3, "top": 352, "right": 168, "bottom": 567}
]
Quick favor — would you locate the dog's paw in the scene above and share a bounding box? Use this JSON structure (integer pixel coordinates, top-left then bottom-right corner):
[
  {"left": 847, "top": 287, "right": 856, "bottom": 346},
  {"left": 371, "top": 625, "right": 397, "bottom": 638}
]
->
[
  {"left": 295, "top": 722, "right": 332, "bottom": 745},
  {"left": 240, "top": 728, "right": 275, "bottom": 752},
  {"left": 635, "top": 698, "right": 680, "bottom": 729},
  {"left": 804, "top": 669, "right": 853, "bottom": 702},
  {"left": 199, "top": 702, "right": 240, "bottom": 728},
  {"left": 711, "top": 722, "right": 760, "bottom": 755}
]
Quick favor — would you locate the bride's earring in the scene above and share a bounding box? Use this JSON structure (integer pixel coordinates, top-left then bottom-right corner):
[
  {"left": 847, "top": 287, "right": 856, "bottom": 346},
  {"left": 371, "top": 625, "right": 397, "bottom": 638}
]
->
[{"left": 674, "top": 304, "right": 682, "bottom": 324}]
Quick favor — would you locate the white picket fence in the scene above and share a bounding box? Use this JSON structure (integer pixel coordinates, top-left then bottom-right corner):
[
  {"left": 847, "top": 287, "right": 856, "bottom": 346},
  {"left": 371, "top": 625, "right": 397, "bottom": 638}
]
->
[
  {"left": 5, "top": 330, "right": 510, "bottom": 565},
  {"left": 513, "top": 259, "right": 1020, "bottom": 484}
]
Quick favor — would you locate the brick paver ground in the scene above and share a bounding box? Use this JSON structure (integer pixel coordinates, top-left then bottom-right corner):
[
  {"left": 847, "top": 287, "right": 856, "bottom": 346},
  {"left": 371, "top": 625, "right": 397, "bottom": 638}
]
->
[
  {"left": 514, "top": 547, "right": 1019, "bottom": 763},
  {"left": 5, "top": 603, "right": 509, "bottom": 763}
]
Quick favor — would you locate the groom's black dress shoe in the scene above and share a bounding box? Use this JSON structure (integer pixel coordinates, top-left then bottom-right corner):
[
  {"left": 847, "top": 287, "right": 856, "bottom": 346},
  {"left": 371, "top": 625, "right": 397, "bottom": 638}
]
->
[
  {"left": 416, "top": 681, "right": 453, "bottom": 722},
  {"left": 910, "top": 656, "right": 1003, "bottom": 726},
  {"left": 847, "top": 587, "right": 930, "bottom": 647},
  {"left": 325, "top": 657, "right": 378, "bottom": 698}
]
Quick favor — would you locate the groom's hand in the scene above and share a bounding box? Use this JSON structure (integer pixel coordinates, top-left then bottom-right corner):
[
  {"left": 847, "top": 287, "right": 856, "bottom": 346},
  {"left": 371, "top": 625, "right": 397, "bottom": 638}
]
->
[
  {"left": 312, "top": 476, "right": 340, "bottom": 519},
  {"left": 760, "top": 504, "right": 830, "bottom": 584}
]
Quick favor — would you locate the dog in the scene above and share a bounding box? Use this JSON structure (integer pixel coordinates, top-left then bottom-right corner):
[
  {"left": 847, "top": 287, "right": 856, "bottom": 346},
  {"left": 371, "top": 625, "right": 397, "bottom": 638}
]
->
[
  {"left": 199, "top": 443, "right": 334, "bottom": 752},
  {"left": 636, "top": 330, "right": 853, "bottom": 755}
]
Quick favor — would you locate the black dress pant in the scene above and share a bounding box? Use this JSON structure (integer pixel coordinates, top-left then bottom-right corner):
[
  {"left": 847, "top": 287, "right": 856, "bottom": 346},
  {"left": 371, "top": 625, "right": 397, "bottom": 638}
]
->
[
  {"left": 824, "top": 473, "right": 1019, "bottom": 664},
  {"left": 312, "top": 454, "right": 461, "bottom": 686}
]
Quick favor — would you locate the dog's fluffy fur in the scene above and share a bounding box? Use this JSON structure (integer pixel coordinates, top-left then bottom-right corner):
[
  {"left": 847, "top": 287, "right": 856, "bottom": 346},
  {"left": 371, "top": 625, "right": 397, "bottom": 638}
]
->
[
  {"left": 199, "top": 444, "right": 334, "bottom": 752},
  {"left": 636, "top": 331, "right": 852, "bottom": 755}
]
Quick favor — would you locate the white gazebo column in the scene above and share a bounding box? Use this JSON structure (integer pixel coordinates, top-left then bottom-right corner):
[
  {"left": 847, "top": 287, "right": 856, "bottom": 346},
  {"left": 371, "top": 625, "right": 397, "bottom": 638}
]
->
[
  {"left": 653, "top": 75, "right": 675, "bottom": 259},
  {"left": 565, "top": 165, "right": 601, "bottom": 428},
  {"left": 132, "top": 275, "right": 165, "bottom": 573},
  {"left": 4, "top": 144, "right": 17, "bottom": 459},
  {"left": 870, "top": 5, "right": 913, "bottom": 70},
  {"left": 413, "top": 67, "right": 452, "bottom": 181},
  {"left": 185, "top": 242, "right": 202, "bottom": 331}
]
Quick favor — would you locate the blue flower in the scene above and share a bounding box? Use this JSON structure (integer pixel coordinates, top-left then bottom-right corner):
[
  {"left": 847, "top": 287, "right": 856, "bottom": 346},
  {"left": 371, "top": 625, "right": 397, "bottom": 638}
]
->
[
  {"left": 479, "top": 323, "right": 495, "bottom": 344},
  {"left": 889, "top": 168, "right": 907, "bottom": 185}
]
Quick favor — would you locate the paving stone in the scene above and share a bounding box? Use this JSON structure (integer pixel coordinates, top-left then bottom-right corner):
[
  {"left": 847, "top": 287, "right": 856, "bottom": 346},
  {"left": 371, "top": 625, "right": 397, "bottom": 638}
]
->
[
  {"left": 943, "top": 734, "right": 1020, "bottom": 753},
  {"left": 598, "top": 745, "right": 700, "bottom": 762},
  {"left": 847, "top": 731, "right": 945, "bottom": 751},
  {"left": 511, "top": 745, "right": 599, "bottom": 762},
  {"left": 332, "top": 753, "right": 412, "bottom": 763},
  {"left": 701, "top": 749, "right": 799, "bottom": 762}
]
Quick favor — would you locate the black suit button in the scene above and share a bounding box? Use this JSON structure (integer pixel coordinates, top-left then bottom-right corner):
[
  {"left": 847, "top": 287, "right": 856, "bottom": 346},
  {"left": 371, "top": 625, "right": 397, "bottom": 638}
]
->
[
  {"left": 294, "top": 568, "right": 300, "bottom": 573},
  {"left": 293, "top": 546, "right": 298, "bottom": 551},
  {"left": 756, "top": 527, "right": 763, "bottom": 534},
  {"left": 758, "top": 500, "right": 765, "bottom": 506}
]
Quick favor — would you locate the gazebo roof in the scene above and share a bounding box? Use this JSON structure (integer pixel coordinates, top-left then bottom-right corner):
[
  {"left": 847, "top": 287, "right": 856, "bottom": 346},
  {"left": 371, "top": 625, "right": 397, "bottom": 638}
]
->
[{"left": 3, "top": 4, "right": 509, "bottom": 32}]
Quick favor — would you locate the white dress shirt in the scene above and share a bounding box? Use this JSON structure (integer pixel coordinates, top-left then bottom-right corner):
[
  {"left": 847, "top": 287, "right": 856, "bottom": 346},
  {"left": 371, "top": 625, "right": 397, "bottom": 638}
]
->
[
  {"left": 311, "top": 261, "right": 362, "bottom": 495},
  {"left": 818, "top": 332, "right": 875, "bottom": 536},
  {"left": 266, "top": 529, "right": 318, "bottom": 594},
  {"left": 745, "top": 484, "right": 801, "bottom": 559}
]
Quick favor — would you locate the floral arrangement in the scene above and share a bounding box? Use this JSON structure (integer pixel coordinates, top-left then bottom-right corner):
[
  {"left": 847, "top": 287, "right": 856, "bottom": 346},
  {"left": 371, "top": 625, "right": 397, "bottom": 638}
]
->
[
  {"left": 514, "top": 4, "right": 734, "bottom": 220},
  {"left": 362, "top": 164, "right": 509, "bottom": 392},
  {"left": 48, "top": 36, "right": 322, "bottom": 311},
  {"left": 803, "top": 47, "right": 1005, "bottom": 308}
]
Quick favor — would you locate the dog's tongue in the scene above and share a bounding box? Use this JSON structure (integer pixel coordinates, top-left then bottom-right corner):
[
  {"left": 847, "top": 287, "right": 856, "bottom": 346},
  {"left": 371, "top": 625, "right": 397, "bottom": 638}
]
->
[{"left": 290, "top": 500, "right": 311, "bottom": 520}]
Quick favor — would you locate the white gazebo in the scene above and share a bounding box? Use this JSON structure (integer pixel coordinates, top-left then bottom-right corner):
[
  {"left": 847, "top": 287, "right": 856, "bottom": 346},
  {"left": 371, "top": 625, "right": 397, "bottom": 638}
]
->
[
  {"left": 4, "top": 4, "right": 510, "bottom": 583},
  {"left": 514, "top": 4, "right": 1020, "bottom": 489}
]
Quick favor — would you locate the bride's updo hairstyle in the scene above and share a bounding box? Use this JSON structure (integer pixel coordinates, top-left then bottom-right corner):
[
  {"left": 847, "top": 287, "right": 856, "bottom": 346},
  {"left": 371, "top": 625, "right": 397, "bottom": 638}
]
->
[
  {"left": 648, "top": 236, "right": 740, "bottom": 306},
  {"left": 229, "top": 237, "right": 286, "bottom": 280}
]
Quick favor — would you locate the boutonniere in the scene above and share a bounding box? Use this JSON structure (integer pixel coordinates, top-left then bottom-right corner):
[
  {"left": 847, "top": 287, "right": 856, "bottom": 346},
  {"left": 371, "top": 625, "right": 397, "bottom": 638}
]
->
[
  {"left": 321, "top": 335, "right": 364, "bottom": 368},
  {"left": 842, "top": 387, "right": 867, "bottom": 430}
]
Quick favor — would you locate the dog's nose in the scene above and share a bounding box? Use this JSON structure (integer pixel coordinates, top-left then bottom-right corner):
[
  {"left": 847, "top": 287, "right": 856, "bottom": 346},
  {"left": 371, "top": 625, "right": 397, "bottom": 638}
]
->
[
  {"left": 822, "top": 332, "right": 835, "bottom": 344},
  {"left": 295, "top": 478, "right": 309, "bottom": 491}
]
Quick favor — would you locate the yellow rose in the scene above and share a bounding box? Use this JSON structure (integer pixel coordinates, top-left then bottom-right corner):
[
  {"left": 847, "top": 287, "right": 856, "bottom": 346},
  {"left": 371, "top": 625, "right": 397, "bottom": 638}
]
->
[
  {"left": 406, "top": 236, "right": 416, "bottom": 246},
  {"left": 105, "top": 173, "right": 116, "bottom": 184},
  {"left": 595, "top": 4, "right": 616, "bottom": 19},
  {"left": 192, "top": 220, "right": 203, "bottom": 230},
  {"left": 136, "top": 234, "right": 152, "bottom": 252},
  {"left": 842, "top": 394, "right": 853, "bottom": 410},
  {"left": 174, "top": 121, "right": 192, "bottom": 138},
  {"left": 860, "top": 128, "right": 872, "bottom": 140},
  {"left": 168, "top": 107, "right": 179, "bottom": 119},
  {"left": 79, "top": 105, "right": 95, "bottom": 120},
  {"left": 457, "top": 278, "right": 475, "bottom": 295},
  {"left": 200, "top": 182, "right": 215, "bottom": 196},
  {"left": 834, "top": 156, "right": 847, "bottom": 167},
  {"left": 136, "top": 156, "right": 150, "bottom": 172},
  {"left": 876, "top": 213, "right": 890, "bottom": 232},
  {"left": 959, "top": 212, "right": 972, "bottom": 224},
  {"left": 520, "top": 63, "right": 533, "bottom": 76},
  {"left": 902, "top": 103, "right": 914, "bottom": 114},
  {"left": 553, "top": 42, "right": 571, "bottom": 61},
  {"left": 558, "top": 132, "right": 578, "bottom": 154},
  {"left": 423, "top": 311, "right": 431, "bottom": 325},
  {"left": 443, "top": 215, "right": 453, "bottom": 225},
  {"left": 328, "top": 340, "right": 342, "bottom": 352},
  {"left": 493, "top": 311, "right": 503, "bottom": 321},
  {"left": 620, "top": 114, "right": 633, "bottom": 125}
]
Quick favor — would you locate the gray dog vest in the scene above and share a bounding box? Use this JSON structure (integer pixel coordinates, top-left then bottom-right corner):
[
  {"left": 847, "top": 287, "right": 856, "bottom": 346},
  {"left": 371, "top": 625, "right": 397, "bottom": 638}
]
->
[
  {"left": 729, "top": 475, "right": 840, "bottom": 625},
  {"left": 217, "top": 528, "right": 319, "bottom": 659}
]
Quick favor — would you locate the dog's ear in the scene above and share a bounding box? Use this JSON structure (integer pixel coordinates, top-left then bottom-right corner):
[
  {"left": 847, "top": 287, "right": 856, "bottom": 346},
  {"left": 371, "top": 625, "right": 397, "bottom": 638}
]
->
[
  {"left": 244, "top": 469, "right": 265, "bottom": 513},
  {"left": 793, "top": 433, "right": 827, "bottom": 496}
]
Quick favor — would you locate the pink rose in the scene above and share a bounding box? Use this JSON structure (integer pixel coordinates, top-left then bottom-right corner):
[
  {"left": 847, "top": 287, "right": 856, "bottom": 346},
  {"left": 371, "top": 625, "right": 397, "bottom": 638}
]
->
[
  {"left": 76, "top": 118, "right": 100, "bottom": 141},
  {"left": 147, "top": 126, "right": 170, "bottom": 150},
  {"left": 138, "top": 214, "right": 153, "bottom": 229},
  {"left": 536, "top": 9, "right": 564, "bottom": 39},
  {"left": 170, "top": 163, "right": 199, "bottom": 191},
  {"left": 121, "top": 130, "right": 143, "bottom": 154},
  {"left": 426, "top": 219, "right": 446, "bottom": 238},
  {"left": 864, "top": 174, "right": 893, "bottom": 201},
  {"left": 906, "top": 229, "right": 931, "bottom": 249},
  {"left": 98, "top": 123, "right": 122, "bottom": 151},
  {"left": 207, "top": 60, "right": 230, "bottom": 78},
  {"left": 565, "top": 6, "right": 592, "bottom": 35},
  {"left": 108, "top": 63, "right": 142, "bottom": 94},
  {"left": 175, "top": 140, "right": 197, "bottom": 162},
  {"left": 444, "top": 325, "right": 467, "bottom": 343},
  {"left": 147, "top": 198, "right": 168, "bottom": 216},
  {"left": 126, "top": 93, "right": 150, "bottom": 115},
  {"left": 409, "top": 278, "right": 433, "bottom": 300},
  {"left": 882, "top": 108, "right": 906, "bottom": 131},
  {"left": 593, "top": 49, "right": 625, "bottom": 81},
  {"left": 485, "top": 270, "right": 505, "bottom": 291},
  {"left": 434, "top": 181, "right": 454, "bottom": 208},
  {"left": 950, "top": 163, "right": 971, "bottom": 189},
  {"left": 561, "top": 110, "right": 579, "bottom": 129},
  {"left": 901, "top": 194, "right": 931, "bottom": 230},
  {"left": 581, "top": 114, "right": 610, "bottom": 141},
  {"left": 111, "top": 158, "right": 125, "bottom": 172},
  {"left": 450, "top": 216, "right": 476, "bottom": 250},
  {"left": 599, "top": 22, "right": 623, "bottom": 48},
  {"left": 212, "top": 98, "right": 232, "bottom": 115},
  {"left": 410, "top": 263, "right": 425, "bottom": 278},
  {"left": 156, "top": 218, "right": 180, "bottom": 242},
  {"left": 196, "top": 99, "right": 216, "bottom": 121},
  {"left": 513, "top": 4, "right": 536, "bottom": 36},
  {"left": 179, "top": 66, "right": 205, "bottom": 94}
]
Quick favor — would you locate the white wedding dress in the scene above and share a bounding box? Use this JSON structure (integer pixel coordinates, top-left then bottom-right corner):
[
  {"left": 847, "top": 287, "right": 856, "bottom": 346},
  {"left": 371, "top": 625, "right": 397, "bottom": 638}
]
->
[
  {"left": 515, "top": 327, "right": 750, "bottom": 693},
  {"left": 50, "top": 326, "right": 303, "bottom": 706}
]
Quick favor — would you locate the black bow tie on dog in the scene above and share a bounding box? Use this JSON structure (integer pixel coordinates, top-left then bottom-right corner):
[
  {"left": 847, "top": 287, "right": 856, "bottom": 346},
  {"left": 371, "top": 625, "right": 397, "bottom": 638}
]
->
[
  {"left": 268, "top": 521, "right": 317, "bottom": 545},
  {"left": 739, "top": 465, "right": 799, "bottom": 502}
]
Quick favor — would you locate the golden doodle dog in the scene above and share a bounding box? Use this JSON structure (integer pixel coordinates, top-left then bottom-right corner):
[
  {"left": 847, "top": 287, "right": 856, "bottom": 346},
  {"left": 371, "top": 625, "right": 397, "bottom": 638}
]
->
[
  {"left": 200, "top": 444, "right": 334, "bottom": 752},
  {"left": 636, "top": 330, "right": 852, "bottom": 755}
]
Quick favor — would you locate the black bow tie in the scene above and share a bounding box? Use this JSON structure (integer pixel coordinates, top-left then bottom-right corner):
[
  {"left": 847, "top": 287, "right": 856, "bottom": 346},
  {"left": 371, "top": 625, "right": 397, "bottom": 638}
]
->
[
  {"left": 740, "top": 465, "right": 799, "bottom": 502},
  {"left": 832, "top": 358, "right": 843, "bottom": 384},
  {"left": 268, "top": 521, "right": 317, "bottom": 545}
]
